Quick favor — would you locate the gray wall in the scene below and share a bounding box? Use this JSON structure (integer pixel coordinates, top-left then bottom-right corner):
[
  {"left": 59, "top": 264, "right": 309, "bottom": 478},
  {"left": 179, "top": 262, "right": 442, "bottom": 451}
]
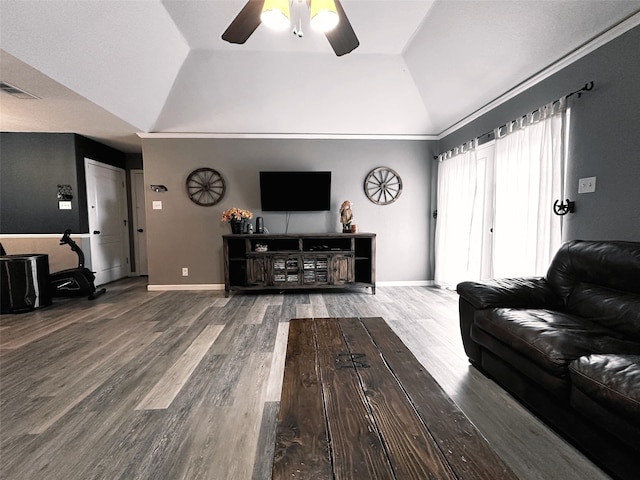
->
[
  {"left": 439, "top": 25, "right": 640, "bottom": 242},
  {"left": 141, "top": 138, "right": 436, "bottom": 286}
]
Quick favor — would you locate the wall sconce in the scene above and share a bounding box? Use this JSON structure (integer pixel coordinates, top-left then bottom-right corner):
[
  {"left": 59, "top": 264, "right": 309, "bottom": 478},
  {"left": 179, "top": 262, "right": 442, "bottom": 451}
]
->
[{"left": 150, "top": 184, "right": 168, "bottom": 192}]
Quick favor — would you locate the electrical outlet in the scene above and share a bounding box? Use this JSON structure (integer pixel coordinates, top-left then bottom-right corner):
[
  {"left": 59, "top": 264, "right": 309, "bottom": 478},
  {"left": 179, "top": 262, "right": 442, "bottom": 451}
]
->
[
  {"left": 182, "top": 267, "right": 189, "bottom": 276},
  {"left": 578, "top": 176, "right": 596, "bottom": 194}
]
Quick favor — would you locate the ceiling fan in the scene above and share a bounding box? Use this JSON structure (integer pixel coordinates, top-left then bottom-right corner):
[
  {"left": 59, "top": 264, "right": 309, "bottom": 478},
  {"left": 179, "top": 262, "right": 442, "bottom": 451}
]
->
[{"left": 222, "top": 0, "right": 359, "bottom": 56}]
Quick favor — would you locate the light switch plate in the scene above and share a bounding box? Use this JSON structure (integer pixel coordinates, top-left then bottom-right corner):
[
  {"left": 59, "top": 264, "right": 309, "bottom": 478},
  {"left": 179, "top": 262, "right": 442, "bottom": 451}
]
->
[
  {"left": 152, "top": 200, "right": 163, "bottom": 210},
  {"left": 58, "top": 201, "right": 72, "bottom": 210},
  {"left": 578, "top": 176, "right": 596, "bottom": 194}
]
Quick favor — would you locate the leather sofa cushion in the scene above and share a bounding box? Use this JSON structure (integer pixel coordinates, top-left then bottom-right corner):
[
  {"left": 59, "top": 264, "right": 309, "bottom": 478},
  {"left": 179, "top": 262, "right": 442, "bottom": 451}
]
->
[
  {"left": 457, "top": 277, "right": 562, "bottom": 310},
  {"left": 472, "top": 325, "right": 571, "bottom": 397},
  {"left": 569, "top": 354, "right": 640, "bottom": 424},
  {"left": 567, "top": 285, "right": 640, "bottom": 341},
  {"left": 475, "top": 308, "right": 640, "bottom": 376},
  {"left": 546, "top": 240, "right": 640, "bottom": 300},
  {"left": 570, "top": 387, "right": 640, "bottom": 451}
]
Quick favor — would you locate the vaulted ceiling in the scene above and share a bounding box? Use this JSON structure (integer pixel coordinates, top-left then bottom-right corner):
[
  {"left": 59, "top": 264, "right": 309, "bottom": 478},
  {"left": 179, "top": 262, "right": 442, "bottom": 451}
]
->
[{"left": 1, "top": 1, "right": 639, "bottom": 153}]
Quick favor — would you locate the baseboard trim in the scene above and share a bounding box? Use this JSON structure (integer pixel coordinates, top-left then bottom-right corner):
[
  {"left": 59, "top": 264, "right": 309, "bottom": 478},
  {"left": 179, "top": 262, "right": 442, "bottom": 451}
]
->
[
  {"left": 376, "top": 280, "right": 435, "bottom": 287},
  {"left": 147, "top": 284, "right": 225, "bottom": 291},
  {"left": 147, "top": 281, "right": 435, "bottom": 291}
]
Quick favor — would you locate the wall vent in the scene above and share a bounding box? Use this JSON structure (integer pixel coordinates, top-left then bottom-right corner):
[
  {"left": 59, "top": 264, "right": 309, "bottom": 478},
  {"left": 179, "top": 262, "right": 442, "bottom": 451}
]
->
[{"left": 0, "top": 81, "right": 40, "bottom": 99}]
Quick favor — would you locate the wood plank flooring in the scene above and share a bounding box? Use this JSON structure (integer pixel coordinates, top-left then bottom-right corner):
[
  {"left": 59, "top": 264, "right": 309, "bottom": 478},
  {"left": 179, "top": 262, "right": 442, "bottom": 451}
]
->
[{"left": 0, "top": 278, "right": 611, "bottom": 480}]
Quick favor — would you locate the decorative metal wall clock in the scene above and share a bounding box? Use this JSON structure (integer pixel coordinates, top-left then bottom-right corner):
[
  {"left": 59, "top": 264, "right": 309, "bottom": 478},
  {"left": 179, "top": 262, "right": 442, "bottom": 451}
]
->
[
  {"left": 364, "top": 167, "right": 403, "bottom": 205},
  {"left": 186, "top": 168, "right": 226, "bottom": 206}
]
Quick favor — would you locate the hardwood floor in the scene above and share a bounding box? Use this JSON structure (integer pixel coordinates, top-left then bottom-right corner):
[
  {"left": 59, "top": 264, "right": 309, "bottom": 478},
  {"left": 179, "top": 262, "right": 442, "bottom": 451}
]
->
[{"left": 0, "top": 278, "right": 610, "bottom": 480}]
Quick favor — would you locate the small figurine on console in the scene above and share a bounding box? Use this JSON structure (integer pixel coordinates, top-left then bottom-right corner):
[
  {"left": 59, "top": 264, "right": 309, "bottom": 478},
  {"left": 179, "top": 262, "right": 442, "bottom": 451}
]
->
[{"left": 340, "top": 200, "right": 353, "bottom": 233}]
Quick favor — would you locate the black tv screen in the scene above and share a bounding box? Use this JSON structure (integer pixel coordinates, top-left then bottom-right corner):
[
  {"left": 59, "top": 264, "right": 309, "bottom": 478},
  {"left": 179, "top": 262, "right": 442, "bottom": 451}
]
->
[{"left": 260, "top": 171, "right": 331, "bottom": 211}]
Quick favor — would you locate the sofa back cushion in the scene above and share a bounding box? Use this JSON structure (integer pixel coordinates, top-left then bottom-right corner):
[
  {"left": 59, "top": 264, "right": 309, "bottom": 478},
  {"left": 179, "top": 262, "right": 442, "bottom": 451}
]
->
[{"left": 546, "top": 240, "right": 640, "bottom": 340}]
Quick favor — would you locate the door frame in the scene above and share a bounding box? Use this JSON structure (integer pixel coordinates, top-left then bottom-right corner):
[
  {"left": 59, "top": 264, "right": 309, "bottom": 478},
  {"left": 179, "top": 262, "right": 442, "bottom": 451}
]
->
[{"left": 130, "top": 169, "right": 148, "bottom": 276}]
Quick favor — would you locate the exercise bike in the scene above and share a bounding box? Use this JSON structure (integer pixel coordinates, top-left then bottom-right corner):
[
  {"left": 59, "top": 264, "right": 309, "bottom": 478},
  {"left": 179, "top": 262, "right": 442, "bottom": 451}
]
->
[{"left": 50, "top": 229, "right": 106, "bottom": 300}]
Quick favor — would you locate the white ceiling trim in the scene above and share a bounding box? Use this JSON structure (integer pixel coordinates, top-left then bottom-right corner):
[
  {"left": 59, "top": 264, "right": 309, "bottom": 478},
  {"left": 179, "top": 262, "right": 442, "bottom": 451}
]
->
[
  {"left": 137, "top": 132, "right": 437, "bottom": 141},
  {"left": 438, "top": 11, "right": 640, "bottom": 139}
]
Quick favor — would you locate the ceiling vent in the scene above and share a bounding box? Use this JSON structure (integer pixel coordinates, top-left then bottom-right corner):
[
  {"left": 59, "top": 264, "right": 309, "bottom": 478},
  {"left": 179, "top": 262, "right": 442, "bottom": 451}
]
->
[{"left": 0, "top": 81, "right": 40, "bottom": 99}]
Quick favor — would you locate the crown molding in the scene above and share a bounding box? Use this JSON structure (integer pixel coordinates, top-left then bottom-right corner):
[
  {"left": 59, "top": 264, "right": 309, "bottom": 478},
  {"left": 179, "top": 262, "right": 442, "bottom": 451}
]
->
[{"left": 137, "top": 132, "right": 436, "bottom": 141}]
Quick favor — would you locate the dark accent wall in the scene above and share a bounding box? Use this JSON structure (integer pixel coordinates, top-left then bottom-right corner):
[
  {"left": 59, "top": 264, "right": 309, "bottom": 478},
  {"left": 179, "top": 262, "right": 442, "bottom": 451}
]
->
[
  {"left": 0, "top": 132, "right": 126, "bottom": 234},
  {"left": 438, "top": 25, "right": 640, "bottom": 242},
  {"left": 124, "top": 153, "right": 144, "bottom": 170}
]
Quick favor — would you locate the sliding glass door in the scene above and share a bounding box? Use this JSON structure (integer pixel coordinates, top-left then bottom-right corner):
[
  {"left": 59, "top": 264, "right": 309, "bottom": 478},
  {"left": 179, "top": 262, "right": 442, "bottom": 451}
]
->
[{"left": 434, "top": 102, "right": 568, "bottom": 288}]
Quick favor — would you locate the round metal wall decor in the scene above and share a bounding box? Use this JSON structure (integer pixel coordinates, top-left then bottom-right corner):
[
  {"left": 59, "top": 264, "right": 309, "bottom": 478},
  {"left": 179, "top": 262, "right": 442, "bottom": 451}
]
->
[
  {"left": 186, "top": 168, "right": 226, "bottom": 206},
  {"left": 364, "top": 167, "right": 403, "bottom": 205}
]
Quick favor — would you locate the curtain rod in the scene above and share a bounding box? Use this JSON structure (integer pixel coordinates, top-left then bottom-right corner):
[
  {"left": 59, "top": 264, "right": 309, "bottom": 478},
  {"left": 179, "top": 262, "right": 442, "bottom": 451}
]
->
[{"left": 434, "top": 81, "right": 594, "bottom": 160}]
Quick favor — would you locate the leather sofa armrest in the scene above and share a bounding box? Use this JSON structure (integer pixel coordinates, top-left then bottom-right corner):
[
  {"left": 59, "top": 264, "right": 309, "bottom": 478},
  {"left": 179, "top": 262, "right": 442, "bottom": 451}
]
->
[{"left": 457, "top": 277, "right": 562, "bottom": 310}]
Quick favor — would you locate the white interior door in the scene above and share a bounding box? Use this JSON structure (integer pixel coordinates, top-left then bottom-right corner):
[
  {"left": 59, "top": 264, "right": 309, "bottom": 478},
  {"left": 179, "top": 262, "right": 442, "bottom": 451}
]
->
[
  {"left": 85, "top": 159, "right": 129, "bottom": 286},
  {"left": 131, "top": 170, "right": 148, "bottom": 275}
]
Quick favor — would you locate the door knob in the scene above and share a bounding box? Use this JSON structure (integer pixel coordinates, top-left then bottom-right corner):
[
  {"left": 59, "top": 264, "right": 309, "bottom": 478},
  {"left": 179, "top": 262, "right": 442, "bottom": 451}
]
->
[
  {"left": 93, "top": 230, "right": 101, "bottom": 234},
  {"left": 137, "top": 228, "right": 144, "bottom": 233}
]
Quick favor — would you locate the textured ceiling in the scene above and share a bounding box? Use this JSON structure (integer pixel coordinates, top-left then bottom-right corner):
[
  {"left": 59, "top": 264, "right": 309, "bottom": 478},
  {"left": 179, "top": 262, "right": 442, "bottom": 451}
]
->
[{"left": 1, "top": 0, "right": 639, "bottom": 153}]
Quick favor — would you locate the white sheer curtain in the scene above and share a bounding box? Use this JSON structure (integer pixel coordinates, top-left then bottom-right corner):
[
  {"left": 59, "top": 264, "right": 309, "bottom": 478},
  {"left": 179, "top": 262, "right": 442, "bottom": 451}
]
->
[
  {"left": 492, "top": 99, "right": 566, "bottom": 278},
  {"left": 434, "top": 144, "right": 487, "bottom": 287},
  {"left": 434, "top": 98, "right": 568, "bottom": 286}
]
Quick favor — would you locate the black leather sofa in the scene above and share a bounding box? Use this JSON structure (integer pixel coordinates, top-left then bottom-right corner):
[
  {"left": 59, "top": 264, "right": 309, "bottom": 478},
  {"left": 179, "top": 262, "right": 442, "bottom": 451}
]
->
[{"left": 457, "top": 240, "right": 640, "bottom": 479}]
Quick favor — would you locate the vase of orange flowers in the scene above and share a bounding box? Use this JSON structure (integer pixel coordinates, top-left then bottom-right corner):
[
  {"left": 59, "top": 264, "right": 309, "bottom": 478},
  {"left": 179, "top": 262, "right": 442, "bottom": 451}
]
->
[{"left": 221, "top": 208, "right": 253, "bottom": 234}]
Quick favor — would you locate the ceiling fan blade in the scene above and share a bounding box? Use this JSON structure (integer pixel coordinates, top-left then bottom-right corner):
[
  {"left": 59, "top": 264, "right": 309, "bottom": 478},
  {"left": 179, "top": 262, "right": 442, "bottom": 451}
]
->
[
  {"left": 221, "top": 0, "right": 264, "bottom": 45},
  {"left": 325, "top": 0, "right": 359, "bottom": 56}
]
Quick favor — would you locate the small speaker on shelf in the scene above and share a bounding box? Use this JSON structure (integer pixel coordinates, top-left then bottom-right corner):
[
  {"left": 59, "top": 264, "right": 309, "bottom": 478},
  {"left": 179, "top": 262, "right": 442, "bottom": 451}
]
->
[{"left": 256, "top": 217, "right": 264, "bottom": 234}]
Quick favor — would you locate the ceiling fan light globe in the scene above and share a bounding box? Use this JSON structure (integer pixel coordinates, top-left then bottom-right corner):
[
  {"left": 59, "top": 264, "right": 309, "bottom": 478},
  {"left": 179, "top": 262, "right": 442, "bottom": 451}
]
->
[
  {"left": 261, "top": 0, "right": 291, "bottom": 31},
  {"left": 310, "top": 0, "right": 339, "bottom": 32}
]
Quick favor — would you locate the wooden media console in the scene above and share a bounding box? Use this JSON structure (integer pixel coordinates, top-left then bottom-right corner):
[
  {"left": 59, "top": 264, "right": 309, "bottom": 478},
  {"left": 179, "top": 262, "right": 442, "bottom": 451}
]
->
[{"left": 223, "top": 233, "right": 375, "bottom": 296}]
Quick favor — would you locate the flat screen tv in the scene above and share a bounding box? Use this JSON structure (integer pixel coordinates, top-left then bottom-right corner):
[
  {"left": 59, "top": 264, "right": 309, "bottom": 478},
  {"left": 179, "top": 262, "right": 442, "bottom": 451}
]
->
[{"left": 260, "top": 171, "right": 331, "bottom": 211}]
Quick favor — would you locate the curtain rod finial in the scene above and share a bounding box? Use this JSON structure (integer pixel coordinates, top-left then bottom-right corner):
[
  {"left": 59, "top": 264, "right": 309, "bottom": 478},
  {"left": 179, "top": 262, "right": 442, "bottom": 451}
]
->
[{"left": 576, "top": 81, "right": 594, "bottom": 98}]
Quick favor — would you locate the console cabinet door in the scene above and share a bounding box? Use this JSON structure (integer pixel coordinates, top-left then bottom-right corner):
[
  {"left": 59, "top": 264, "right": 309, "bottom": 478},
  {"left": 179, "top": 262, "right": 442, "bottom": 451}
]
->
[
  {"left": 247, "top": 256, "right": 269, "bottom": 286},
  {"left": 330, "top": 254, "right": 354, "bottom": 285},
  {"left": 272, "top": 255, "right": 301, "bottom": 286},
  {"left": 302, "top": 256, "right": 329, "bottom": 285}
]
